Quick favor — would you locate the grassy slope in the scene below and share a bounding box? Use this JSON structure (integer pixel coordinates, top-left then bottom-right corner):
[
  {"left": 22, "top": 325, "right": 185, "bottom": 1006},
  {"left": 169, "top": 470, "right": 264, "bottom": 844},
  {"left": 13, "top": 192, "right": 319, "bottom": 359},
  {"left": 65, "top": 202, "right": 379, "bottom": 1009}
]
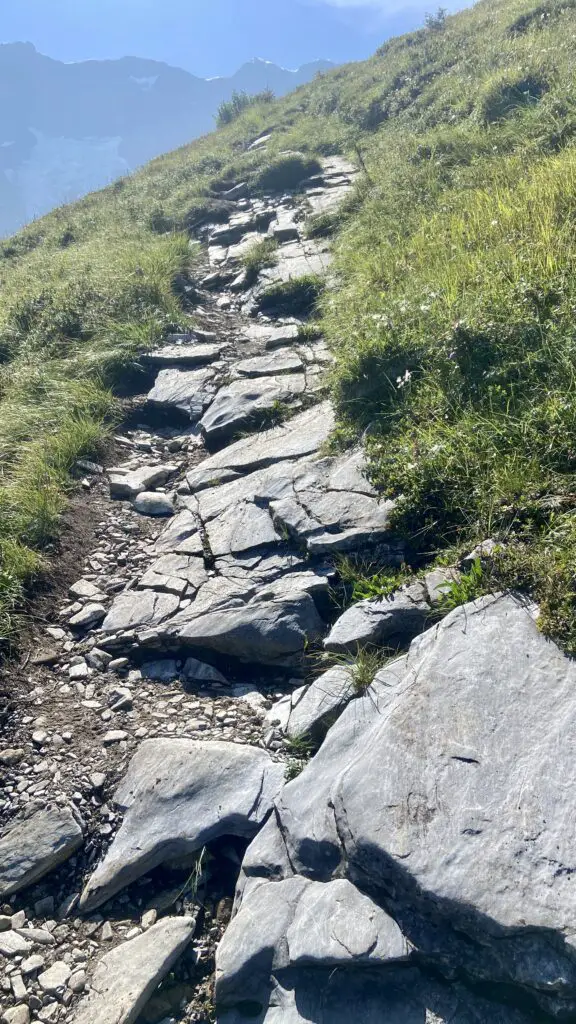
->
[{"left": 2, "top": 0, "right": 576, "bottom": 646}]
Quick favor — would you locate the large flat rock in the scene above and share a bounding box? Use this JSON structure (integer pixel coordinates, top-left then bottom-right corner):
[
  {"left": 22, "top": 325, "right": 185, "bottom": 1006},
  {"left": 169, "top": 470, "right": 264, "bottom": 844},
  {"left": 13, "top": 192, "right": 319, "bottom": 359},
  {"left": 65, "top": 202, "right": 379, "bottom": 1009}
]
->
[
  {"left": 158, "top": 572, "right": 327, "bottom": 667},
  {"left": 0, "top": 805, "right": 83, "bottom": 898},
  {"left": 216, "top": 876, "right": 409, "bottom": 1012},
  {"left": 186, "top": 404, "right": 334, "bottom": 491},
  {"left": 147, "top": 367, "right": 216, "bottom": 418},
  {"left": 72, "top": 916, "right": 194, "bottom": 1024},
  {"left": 143, "top": 344, "right": 221, "bottom": 368},
  {"left": 80, "top": 739, "right": 285, "bottom": 911},
  {"left": 199, "top": 374, "right": 306, "bottom": 447},
  {"left": 101, "top": 590, "right": 180, "bottom": 634}
]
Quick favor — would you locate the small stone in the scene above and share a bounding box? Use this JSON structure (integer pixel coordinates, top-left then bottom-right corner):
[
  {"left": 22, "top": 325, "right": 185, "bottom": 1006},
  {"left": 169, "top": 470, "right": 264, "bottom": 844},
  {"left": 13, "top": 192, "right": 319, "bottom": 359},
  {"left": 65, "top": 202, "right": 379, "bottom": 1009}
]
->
[
  {"left": 10, "top": 910, "right": 26, "bottom": 929},
  {"left": 32, "top": 730, "right": 48, "bottom": 746},
  {"left": 125, "top": 926, "right": 142, "bottom": 940},
  {"left": 14, "top": 928, "right": 55, "bottom": 946},
  {"left": 141, "top": 908, "right": 157, "bottom": 930},
  {"left": 3, "top": 1005, "right": 31, "bottom": 1024},
  {"left": 0, "top": 748, "right": 24, "bottom": 767},
  {"left": 100, "top": 921, "right": 113, "bottom": 941},
  {"left": 102, "top": 731, "right": 128, "bottom": 746},
  {"left": 86, "top": 648, "right": 113, "bottom": 671},
  {"left": 34, "top": 896, "right": 54, "bottom": 918},
  {"left": 45, "top": 627, "right": 66, "bottom": 641},
  {"left": 69, "top": 662, "right": 90, "bottom": 681},
  {"left": 38, "top": 960, "right": 71, "bottom": 994},
  {"left": 67, "top": 969, "right": 87, "bottom": 994},
  {"left": 10, "top": 973, "right": 27, "bottom": 1000},
  {"left": 69, "top": 604, "right": 107, "bottom": 630},
  {"left": 0, "top": 913, "right": 11, "bottom": 930},
  {"left": 21, "top": 953, "right": 45, "bottom": 974},
  {"left": 89, "top": 773, "right": 106, "bottom": 792},
  {"left": 108, "top": 658, "right": 129, "bottom": 673},
  {"left": 0, "top": 931, "right": 32, "bottom": 956}
]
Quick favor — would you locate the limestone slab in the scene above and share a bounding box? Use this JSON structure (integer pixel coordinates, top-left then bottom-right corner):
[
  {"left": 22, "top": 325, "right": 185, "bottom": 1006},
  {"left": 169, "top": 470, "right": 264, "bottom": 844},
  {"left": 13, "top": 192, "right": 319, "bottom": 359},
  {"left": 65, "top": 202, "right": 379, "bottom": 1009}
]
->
[{"left": 0, "top": 805, "right": 83, "bottom": 899}]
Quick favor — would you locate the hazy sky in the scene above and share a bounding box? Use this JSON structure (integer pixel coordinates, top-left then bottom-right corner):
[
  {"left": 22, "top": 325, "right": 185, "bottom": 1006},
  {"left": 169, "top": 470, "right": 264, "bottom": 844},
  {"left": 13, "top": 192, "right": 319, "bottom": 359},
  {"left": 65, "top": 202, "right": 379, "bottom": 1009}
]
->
[{"left": 0, "top": 0, "right": 460, "bottom": 76}]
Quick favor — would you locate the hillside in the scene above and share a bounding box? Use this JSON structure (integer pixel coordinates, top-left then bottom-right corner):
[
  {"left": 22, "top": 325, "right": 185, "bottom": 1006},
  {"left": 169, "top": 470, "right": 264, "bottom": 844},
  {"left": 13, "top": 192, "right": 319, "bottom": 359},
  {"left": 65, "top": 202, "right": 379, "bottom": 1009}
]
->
[
  {"left": 0, "top": 43, "right": 332, "bottom": 237},
  {"left": 2, "top": 1, "right": 576, "bottom": 1021}
]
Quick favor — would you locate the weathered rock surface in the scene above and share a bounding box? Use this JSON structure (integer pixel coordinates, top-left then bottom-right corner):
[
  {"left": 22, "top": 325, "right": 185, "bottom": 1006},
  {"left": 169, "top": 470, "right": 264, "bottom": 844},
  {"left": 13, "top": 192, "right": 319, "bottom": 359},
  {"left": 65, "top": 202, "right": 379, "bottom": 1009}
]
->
[
  {"left": 265, "top": 666, "right": 356, "bottom": 739},
  {"left": 324, "top": 582, "right": 430, "bottom": 653},
  {"left": 101, "top": 590, "right": 180, "bottom": 634},
  {"left": 236, "top": 596, "right": 576, "bottom": 1016},
  {"left": 108, "top": 463, "right": 179, "bottom": 500},
  {"left": 232, "top": 351, "right": 303, "bottom": 377},
  {"left": 216, "top": 876, "right": 409, "bottom": 1011},
  {"left": 218, "top": 968, "right": 533, "bottom": 1024},
  {"left": 72, "top": 916, "right": 195, "bottom": 1024},
  {"left": 0, "top": 805, "right": 83, "bottom": 898},
  {"left": 147, "top": 367, "right": 216, "bottom": 418},
  {"left": 242, "top": 321, "right": 300, "bottom": 350},
  {"left": 80, "top": 739, "right": 285, "bottom": 910},
  {"left": 186, "top": 403, "right": 334, "bottom": 491},
  {"left": 199, "top": 373, "right": 306, "bottom": 447},
  {"left": 143, "top": 343, "right": 221, "bottom": 367}
]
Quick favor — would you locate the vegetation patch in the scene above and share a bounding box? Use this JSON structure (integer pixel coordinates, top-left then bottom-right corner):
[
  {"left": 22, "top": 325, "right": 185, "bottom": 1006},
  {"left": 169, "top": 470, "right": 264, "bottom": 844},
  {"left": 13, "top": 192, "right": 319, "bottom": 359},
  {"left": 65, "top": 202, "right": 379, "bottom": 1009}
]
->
[
  {"left": 216, "top": 89, "right": 275, "bottom": 128},
  {"left": 253, "top": 155, "right": 323, "bottom": 194},
  {"left": 257, "top": 275, "right": 324, "bottom": 317},
  {"left": 240, "top": 236, "right": 279, "bottom": 284}
]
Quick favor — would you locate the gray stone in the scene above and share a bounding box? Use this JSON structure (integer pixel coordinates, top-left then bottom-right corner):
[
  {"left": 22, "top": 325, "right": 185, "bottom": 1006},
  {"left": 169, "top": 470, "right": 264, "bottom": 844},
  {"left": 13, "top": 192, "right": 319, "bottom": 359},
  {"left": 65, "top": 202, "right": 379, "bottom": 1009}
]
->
[
  {"left": 232, "top": 352, "right": 303, "bottom": 377},
  {"left": 101, "top": 591, "right": 180, "bottom": 634},
  {"left": 199, "top": 374, "right": 306, "bottom": 447},
  {"left": 147, "top": 367, "right": 215, "bottom": 419},
  {"left": 79, "top": 740, "right": 285, "bottom": 910},
  {"left": 265, "top": 666, "right": 356, "bottom": 739},
  {"left": 159, "top": 574, "right": 326, "bottom": 667},
  {"left": 269, "top": 213, "right": 300, "bottom": 242},
  {"left": 182, "top": 658, "right": 228, "bottom": 685},
  {"left": 133, "top": 492, "right": 175, "bottom": 517},
  {"left": 68, "top": 603, "right": 107, "bottom": 630},
  {"left": 71, "top": 917, "right": 194, "bottom": 1024},
  {"left": 143, "top": 344, "right": 221, "bottom": 368},
  {"left": 256, "top": 240, "right": 331, "bottom": 291},
  {"left": 424, "top": 567, "right": 462, "bottom": 606},
  {"left": 140, "top": 553, "right": 208, "bottom": 594},
  {"left": 0, "top": 931, "right": 32, "bottom": 956},
  {"left": 0, "top": 805, "right": 83, "bottom": 898},
  {"left": 216, "top": 877, "right": 409, "bottom": 1010},
  {"left": 38, "top": 961, "right": 71, "bottom": 994},
  {"left": 324, "top": 583, "right": 430, "bottom": 653},
  {"left": 217, "top": 967, "right": 532, "bottom": 1024},
  {"left": 242, "top": 322, "right": 300, "bottom": 350},
  {"left": 186, "top": 403, "right": 334, "bottom": 491},
  {"left": 69, "top": 579, "right": 103, "bottom": 600},
  {"left": 3, "top": 1006, "right": 31, "bottom": 1024},
  {"left": 141, "top": 660, "right": 179, "bottom": 683},
  {"left": 103, "top": 730, "right": 128, "bottom": 745},
  {"left": 206, "top": 501, "right": 281, "bottom": 558},
  {"left": 108, "top": 464, "right": 179, "bottom": 500}
]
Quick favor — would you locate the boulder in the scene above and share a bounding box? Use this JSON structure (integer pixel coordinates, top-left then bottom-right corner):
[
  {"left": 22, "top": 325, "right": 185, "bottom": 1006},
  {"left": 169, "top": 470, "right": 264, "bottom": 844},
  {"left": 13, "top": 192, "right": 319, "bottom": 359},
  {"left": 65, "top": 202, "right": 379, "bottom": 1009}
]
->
[
  {"left": 132, "top": 492, "right": 175, "bottom": 517},
  {"left": 199, "top": 374, "right": 306, "bottom": 447},
  {"left": 239, "top": 595, "right": 576, "bottom": 1016},
  {"left": 72, "top": 916, "right": 195, "bottom": 1024},
  {"left": 324, "top": 583, "right": 430, "bottom": 653},
  {"left": 0, "top": 805, "right": 83, "bottom": 898},
  {"left": 68, "top": 603, "right": 107, "bottom": 630},
  {"left": 186, "top": 403, "right": 334, "bottom": 491},
  {"left": 216, "top": 877, "right": 409, "bottom": 1012},
  {"left": 265, "top": 666, "right": 356, "bottom": 740},
  {"left": 79, "top": 739, "right": 285, "bottom": 911}
]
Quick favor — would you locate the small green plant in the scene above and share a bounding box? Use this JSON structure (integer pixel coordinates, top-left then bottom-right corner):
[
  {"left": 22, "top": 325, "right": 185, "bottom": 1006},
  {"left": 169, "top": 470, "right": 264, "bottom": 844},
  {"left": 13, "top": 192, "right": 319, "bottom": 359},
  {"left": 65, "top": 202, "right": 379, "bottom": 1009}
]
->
[
  {"left": 304, "top": 211, "right": 340, "bottom": 239},
  {"left": 336, "top": 555, "right": 408, "bottom": 605},
  {"left": 285, "top": 735, "right": 315, "bottom": 780},
  {"left": 437, "top": 559, "right": 485, "bottom": 612},
  {"left": 241, "top": 237, "right": 279, "bottom": 283},
  {"left": 254, "top": 155, "right": 323, "bottom": 194}
]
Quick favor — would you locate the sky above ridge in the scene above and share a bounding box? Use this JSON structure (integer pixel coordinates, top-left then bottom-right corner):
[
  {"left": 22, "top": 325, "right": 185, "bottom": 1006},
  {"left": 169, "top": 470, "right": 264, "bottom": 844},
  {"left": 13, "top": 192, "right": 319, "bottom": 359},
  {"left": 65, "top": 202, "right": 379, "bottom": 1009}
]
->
[{"left": 0, "top": 0, "right": 466, "bottom": 76}]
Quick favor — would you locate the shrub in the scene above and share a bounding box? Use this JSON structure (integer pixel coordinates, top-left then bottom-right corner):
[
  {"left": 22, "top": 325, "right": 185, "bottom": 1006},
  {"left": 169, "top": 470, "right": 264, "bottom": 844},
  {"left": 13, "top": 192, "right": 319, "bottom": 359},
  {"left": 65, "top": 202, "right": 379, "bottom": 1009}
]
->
[{"left": 216, "top": 89, "right": 275, "bottom": 128}]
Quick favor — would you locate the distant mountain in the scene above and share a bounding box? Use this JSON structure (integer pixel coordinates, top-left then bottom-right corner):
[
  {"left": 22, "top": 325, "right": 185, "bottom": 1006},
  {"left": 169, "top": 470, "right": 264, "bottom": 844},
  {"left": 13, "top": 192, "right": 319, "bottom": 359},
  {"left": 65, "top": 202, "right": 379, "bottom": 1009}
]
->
[{"left": 0, "top": 43, "right": 333, "bottom": 238}]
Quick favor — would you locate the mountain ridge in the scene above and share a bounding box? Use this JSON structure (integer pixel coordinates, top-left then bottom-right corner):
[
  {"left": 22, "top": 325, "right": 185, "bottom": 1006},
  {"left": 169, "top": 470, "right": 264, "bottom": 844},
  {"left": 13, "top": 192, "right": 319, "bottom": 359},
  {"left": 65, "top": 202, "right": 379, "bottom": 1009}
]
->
[{"left": 0, "top": 43, "right": 333, "bottom": 237}]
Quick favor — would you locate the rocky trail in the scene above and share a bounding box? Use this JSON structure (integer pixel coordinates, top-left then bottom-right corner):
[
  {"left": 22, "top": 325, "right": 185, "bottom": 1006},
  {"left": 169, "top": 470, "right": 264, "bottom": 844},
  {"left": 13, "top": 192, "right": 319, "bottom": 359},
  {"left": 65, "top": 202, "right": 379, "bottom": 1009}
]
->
[{"left": 1, "top": 154, "right": 576, "bottom": 1024}]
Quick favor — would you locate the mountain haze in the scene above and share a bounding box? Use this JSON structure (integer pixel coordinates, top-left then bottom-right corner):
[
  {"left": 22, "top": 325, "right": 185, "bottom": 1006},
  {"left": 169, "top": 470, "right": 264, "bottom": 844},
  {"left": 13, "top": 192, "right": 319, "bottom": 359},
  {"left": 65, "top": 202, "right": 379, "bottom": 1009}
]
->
[{"left": 0, "top": 43, "right": 332, "bottom": 237}]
